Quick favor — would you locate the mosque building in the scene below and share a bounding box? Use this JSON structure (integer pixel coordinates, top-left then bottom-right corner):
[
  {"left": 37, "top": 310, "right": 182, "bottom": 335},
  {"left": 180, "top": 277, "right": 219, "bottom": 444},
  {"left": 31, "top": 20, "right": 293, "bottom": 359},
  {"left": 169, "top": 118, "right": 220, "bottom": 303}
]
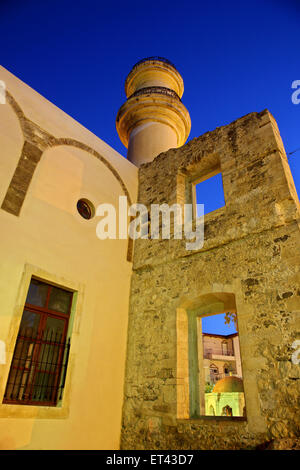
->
[{"left": 0, "top": 58, "right": 299, "bottom": 450}]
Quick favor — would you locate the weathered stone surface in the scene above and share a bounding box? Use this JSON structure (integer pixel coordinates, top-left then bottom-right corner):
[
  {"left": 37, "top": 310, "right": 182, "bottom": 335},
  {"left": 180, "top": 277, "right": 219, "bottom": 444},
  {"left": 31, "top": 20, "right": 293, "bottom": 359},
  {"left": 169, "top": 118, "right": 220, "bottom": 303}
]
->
[
  {"left": 262, "top": 438, "right": 300, "bottom": 450},
  {"left": 121, "top": 110, "right": 300, "bottom": 449}
]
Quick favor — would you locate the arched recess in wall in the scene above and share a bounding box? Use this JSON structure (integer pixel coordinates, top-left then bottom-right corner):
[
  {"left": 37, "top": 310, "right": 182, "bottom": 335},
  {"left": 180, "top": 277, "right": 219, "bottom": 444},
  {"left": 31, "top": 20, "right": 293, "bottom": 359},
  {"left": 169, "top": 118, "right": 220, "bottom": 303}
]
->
[
  {"left": 48, "top": 139, "right": 134, "bottom": 261},
  {"left": 209, "top": 364, "right": 219, "bottom": 375},
  {"left": 223, "top": 362, "right": 230, "bottom": 375},
  {"left": 176, "top": 292, "right": 237, "bottom": 419},
  {"left": 1, "top": 91, "right": 134, "bottom": 261},
  {"left": 50, "top": 138, "right": 133, "bottom": 205}
]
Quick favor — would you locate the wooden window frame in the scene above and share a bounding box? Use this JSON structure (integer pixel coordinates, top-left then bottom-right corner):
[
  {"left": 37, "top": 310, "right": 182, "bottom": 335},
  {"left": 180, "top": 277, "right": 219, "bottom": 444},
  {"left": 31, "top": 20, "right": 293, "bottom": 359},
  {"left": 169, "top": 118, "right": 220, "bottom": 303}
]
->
[{"left": 3, "top": 279, "right": 73, "bottom": 407}]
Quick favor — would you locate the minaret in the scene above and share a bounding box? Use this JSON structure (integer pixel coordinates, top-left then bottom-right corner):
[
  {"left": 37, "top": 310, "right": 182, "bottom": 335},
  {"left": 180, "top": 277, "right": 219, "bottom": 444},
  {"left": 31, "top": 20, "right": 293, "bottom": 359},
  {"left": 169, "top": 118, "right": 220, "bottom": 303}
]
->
[{"left": 116, "top": 57, "right": 191, "bottom": 167}]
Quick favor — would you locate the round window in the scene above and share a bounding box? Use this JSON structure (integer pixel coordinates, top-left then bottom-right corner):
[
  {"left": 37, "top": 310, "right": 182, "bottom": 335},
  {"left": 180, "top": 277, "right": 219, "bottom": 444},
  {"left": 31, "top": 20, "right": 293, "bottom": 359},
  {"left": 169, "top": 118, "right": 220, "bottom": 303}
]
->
[{"left": 77, "top": 199, "right": 94, "bottom": 220}]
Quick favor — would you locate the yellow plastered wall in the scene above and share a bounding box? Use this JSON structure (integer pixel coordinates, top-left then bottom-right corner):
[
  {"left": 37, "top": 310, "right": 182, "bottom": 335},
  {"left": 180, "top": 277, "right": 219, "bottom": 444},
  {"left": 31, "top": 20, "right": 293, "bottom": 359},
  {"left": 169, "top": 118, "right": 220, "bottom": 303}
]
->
[{"left": 0, "top": 66, "right": 138, "bottom": 450}]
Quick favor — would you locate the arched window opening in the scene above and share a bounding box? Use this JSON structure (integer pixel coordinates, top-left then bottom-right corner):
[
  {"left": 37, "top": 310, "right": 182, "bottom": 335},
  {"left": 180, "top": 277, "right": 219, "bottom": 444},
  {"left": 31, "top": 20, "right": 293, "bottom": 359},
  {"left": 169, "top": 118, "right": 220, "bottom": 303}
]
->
[{"left": 176, "top": 292, "right": 247, "bottom": 420}]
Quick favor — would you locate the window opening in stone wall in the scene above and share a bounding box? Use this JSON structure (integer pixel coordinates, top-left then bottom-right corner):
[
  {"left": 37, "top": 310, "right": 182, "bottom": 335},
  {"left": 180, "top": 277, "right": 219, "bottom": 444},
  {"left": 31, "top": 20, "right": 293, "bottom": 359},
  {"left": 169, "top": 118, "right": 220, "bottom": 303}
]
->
[
  {"left": 3, "top": 278, "right": 73, "bottom": 406},
  {"left": 194, "top": 172, "right": 225, "bottom": 216},
  {"left": 196, "top": 312, "right": 246, "bottom": 418}
]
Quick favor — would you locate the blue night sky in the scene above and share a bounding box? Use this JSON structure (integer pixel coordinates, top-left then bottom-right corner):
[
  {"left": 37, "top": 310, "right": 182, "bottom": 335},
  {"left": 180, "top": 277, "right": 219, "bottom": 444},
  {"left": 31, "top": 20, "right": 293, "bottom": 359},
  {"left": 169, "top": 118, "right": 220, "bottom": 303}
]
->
[{"left": 202, "top": 313, "right": 237, "bottom": 336}]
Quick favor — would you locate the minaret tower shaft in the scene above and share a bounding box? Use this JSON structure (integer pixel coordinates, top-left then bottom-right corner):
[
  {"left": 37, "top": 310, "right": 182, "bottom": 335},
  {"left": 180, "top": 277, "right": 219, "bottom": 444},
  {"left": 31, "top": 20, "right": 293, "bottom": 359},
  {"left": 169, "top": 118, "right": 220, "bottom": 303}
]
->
[{"left": 116, "top": 57, "right": 191, "bottom": 167}]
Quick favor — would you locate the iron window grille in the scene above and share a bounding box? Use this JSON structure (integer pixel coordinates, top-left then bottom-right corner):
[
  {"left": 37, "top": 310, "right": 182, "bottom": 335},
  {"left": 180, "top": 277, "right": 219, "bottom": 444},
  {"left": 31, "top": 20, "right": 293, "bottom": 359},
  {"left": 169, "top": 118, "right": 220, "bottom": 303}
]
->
[{"left": 3, "top": 278, "right": 73, "bottom": 406}]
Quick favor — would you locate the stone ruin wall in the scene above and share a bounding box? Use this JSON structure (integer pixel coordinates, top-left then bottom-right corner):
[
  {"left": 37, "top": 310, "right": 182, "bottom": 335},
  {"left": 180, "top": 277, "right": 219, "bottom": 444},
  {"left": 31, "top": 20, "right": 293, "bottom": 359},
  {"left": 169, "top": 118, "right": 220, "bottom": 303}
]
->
[{"left": 121, "top": 109, "right": 300, "bottom": 450}]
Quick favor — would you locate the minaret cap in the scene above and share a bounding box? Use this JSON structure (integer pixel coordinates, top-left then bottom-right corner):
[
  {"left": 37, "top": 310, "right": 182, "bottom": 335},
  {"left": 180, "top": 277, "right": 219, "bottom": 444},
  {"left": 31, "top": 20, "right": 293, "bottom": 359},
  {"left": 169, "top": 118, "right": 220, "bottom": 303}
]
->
[{"left": 116, "top": 57, "right": 191, "bottom": 166}]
